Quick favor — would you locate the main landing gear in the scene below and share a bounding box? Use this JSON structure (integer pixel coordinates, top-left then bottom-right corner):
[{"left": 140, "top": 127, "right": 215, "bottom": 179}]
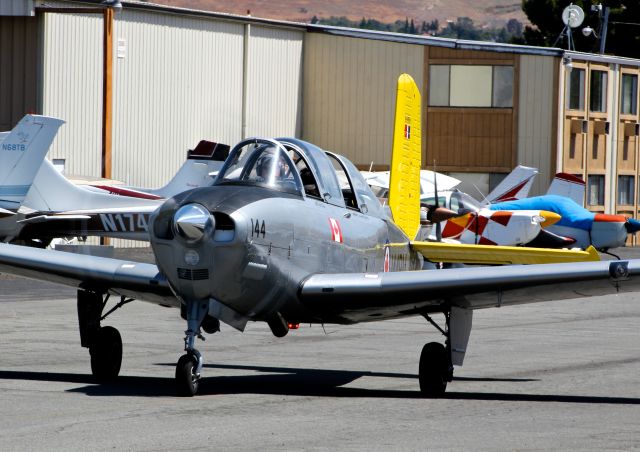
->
[
  {"left": 77, "top": 290, "right": 132, "bottom": 381},
  {"left": 419, "top": 311, "right": 455, "bottom": 397}
]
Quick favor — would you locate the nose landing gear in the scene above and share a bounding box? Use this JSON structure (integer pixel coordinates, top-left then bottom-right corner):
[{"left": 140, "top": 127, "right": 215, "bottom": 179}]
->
[
  {"left": 176, "top": 299, "right": 209, "bottom": 397},
  {"left": 176, "top": 350, "right": 203, "bottom": 396}
]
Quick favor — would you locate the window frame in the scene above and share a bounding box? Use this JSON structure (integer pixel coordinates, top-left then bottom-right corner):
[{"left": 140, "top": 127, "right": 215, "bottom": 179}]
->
[
  {"left": 587, "top": 174, "right": 605, "bottom": 207},
  {"left": 589, "top": 69, "right": 608, "bottom": 114},
  {"left": 428, "top": 64, "right": 514, "bottom": 108},
  {"left": 566, "top": 67, "right": 585, "bottom": 111},
  {"left": 618, "top": 174, "right": 635, "bottom": 207},
  {"left": 620, "top": 71, "right": 638, "bottom": 117}
]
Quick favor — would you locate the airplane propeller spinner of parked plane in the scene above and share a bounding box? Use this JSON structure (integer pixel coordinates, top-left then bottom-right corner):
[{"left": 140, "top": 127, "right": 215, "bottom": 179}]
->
[{"left": 0, "top": 75, "right": 638, "bottom": 398}]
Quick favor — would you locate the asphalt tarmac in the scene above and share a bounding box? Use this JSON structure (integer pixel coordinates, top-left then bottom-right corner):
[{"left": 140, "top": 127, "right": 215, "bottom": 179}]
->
[{"left": 1, "top": 248, "right": 640, "bottom": 450}]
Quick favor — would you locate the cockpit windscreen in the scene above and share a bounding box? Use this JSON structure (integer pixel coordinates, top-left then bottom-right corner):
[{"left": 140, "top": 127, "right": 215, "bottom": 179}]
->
[{"left": 215, "top": 139, "right": 303, "bottom": 196}]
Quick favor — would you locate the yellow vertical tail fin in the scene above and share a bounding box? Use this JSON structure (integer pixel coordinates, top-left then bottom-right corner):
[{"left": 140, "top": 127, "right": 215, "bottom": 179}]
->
[{"left": 388, "top": 73, "right": 422, "bottom": 240}]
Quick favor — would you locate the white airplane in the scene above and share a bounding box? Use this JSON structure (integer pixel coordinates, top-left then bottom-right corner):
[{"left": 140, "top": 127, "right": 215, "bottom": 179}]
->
[
  {"left": 0, "top": 74, "right": 628, "bottom": 399},
  {"left": 363, "top": 165, "right": 538, "bottom": 205},
  {"left": 0, "top": 117, "right": 228, "bottom": 244},
  {"left": 0, "top": 115, "right": 64, "bottom": 215}
]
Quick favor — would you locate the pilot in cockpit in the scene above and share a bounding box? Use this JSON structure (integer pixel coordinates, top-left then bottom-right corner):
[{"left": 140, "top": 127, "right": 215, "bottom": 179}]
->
[{"left": 254, "top": 151, "right": 293, "bottom": 186}]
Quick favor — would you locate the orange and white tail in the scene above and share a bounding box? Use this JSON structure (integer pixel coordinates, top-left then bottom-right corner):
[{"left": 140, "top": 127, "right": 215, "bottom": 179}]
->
[{"left": 483, "top": 165, "right": 538, "bottom": 204}]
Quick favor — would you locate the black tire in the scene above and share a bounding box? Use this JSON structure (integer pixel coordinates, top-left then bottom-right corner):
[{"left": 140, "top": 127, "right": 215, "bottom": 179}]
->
[
  {"left": 176, "top": 354, "right": 199, "bottom": 397},
  {"left": 90, "top": 326, "right": 122, "bottom": 381},
  {"left": 418, "top": 342, "right": 448, "bottom": 397}
]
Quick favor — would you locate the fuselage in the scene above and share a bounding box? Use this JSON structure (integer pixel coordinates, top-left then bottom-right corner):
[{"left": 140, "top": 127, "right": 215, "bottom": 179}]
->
[
  {"left": 151, "top": 185, "right": 421, "bottom": 324},
  {"left": 150, "top": 138, "right": 423, "bottom": 325}
]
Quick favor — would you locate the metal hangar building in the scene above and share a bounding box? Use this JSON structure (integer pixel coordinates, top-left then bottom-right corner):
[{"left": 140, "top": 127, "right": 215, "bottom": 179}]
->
[{"left": 2, "top": 0, "right": 640, "bottom": 245}]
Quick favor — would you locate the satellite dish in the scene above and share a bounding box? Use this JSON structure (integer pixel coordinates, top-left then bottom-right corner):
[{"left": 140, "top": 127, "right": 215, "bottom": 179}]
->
[{"left": 562, "top": 4, "right": 585, "bottom": 28}]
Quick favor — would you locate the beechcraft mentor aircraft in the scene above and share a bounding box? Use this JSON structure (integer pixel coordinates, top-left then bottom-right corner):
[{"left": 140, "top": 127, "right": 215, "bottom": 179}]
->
[{"left": 0, "top": 75, "right": 636, "bottom": 397}]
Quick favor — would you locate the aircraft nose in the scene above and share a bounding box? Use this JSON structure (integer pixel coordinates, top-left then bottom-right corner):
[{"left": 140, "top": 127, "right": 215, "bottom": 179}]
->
[
  {"left": 539, "top": 210, "right": 561, "bottom": 228},
  {"left": 626, "top": 218, "right": 640, "bottom": 234},
  {"left": 173, "top": 203, "right": 213, "bottom": 242}
]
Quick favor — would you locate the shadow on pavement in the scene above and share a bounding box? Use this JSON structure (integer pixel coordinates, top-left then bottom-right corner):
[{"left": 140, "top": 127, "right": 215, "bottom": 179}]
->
[{"left": 1, "top": 367, "right": 636, "bottom": 404}]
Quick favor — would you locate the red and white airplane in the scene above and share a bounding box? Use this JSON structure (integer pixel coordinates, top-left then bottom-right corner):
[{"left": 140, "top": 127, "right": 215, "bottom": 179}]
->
[{"left": 0, "top": 116, "right": 228, "bottom": 245}]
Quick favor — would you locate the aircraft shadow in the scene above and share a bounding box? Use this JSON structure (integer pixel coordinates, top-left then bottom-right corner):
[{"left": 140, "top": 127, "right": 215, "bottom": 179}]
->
[{"left": 2, "top": 367, "right": 636, "bottom": 404}]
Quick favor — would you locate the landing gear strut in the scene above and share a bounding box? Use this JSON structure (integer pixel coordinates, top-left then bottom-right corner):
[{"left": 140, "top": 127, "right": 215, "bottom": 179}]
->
[
  {"left": 176, "top": 299, "right": 208, "bottom": 397},
  {"left": 419, "top": 311, "right": 454, "bottom": 397},
  {"left": 77, "top": 290, "right": 131, "bottom": 381}
]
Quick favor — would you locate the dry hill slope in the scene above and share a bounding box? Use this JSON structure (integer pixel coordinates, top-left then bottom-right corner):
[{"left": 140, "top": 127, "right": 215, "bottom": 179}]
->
[{"left": 151, "top": 0, "right": 527, "bottom": 29}]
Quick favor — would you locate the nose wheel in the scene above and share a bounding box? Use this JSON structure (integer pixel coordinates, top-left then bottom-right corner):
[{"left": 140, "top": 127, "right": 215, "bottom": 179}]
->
[{"left": 176, "top": 351, "right": 202, "bottom": 396}]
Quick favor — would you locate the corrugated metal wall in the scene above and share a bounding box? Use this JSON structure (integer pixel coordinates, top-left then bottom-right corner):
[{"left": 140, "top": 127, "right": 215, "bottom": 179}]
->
[
  {"left": 303, "top": 33, "right": 423, "bottom": 168},
  {"left": 0, "top": 0, "right": 34, "bottom": 16},
  {"left": 245, "top": 25, "right": 303, "bottom": 137},
  {"left": 517, "top": 54, "right": 558, "bottom": 196},
  {"left": 0, "top": 16, "right": 38, "bottom": 131},
  {"left": 41, "top": 10, "right": 103, "bottom": 177},
  {"left": 112, "top": 9, "right": 244, "bottom": 189}
]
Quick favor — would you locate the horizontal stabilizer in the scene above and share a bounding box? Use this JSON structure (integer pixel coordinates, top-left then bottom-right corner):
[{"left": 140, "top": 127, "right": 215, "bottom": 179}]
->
[
  {"left": 411, "top": 241, "right": 600, "bottom": 265},
  {"left": 18, "top": 214, "right": 92, "bottom": 224},
  {"left": 188, "top": 140, "right": 230, "bottom": 162}
]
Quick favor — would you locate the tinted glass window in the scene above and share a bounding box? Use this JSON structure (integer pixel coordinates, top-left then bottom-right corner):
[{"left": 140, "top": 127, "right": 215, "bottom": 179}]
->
[
  {"left": 589, "top": 70, "right": 608, "bottom": 113},
  {"left": 621, "top": 74, "right": 638, "bottom": 115},
  {"left": 567, "top": 69, "right": 585, "bottom": 110}
]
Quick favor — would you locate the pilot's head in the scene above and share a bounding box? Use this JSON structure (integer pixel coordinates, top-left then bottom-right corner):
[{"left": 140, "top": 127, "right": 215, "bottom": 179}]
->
[
  {"left": 256, "top": 155, "right": 274, "bottom": 179},
  {"left": 257, "top": 153, "right": 288, "bottom": 180}
]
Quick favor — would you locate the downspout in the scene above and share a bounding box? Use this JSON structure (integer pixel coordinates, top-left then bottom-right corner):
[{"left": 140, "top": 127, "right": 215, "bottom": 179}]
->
[
  {"left": 102, "top": 6, "right": 114, "bottom": 179},
  {"left": 241, "top": 20, "right": 250, "bottom": 139},
  {"left": 556, "top": 54, "right": 567, "bottom": 175},
  {"left": 606, "top": 63, "right": 619, "bottom": 214}
]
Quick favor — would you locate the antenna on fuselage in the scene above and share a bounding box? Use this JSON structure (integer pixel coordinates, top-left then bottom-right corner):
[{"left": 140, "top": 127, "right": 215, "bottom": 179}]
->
[{"left": 433, "top": 160, "right": 442, "bottom": 242}]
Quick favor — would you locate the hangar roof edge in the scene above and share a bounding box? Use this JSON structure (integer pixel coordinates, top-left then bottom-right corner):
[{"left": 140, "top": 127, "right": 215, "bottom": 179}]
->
[{"left": 37, "top": 0, "right": 640, "bottom": 65}]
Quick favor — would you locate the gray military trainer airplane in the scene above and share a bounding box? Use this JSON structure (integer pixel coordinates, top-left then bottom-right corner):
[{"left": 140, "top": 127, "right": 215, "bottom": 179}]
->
[{"left": 0, "top": 75, "right": 638, "bottom": 397}]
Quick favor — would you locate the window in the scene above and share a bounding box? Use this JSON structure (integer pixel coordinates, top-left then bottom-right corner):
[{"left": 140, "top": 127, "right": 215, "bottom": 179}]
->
[
  {"left": 621, "top": 74, "right": 638, "bottom": 115},
  {"left": 428, "top": 65, "right": 513, "bottom": 107},
  {"left": 492, "top": 66, "right": 514, "bottom": 107},
  {"left": 589, "top": 70, "right": 608, "bottom": 113},
  {"left": 567, "top": 68, "right": 585, "bottom": 110},
  {"left": 618, "top": 175, "right": 635, "bottom": 206},
  {"left": 429, "top": 65, "right": 450, "bottom": 106},
  {"left": 587, "top": 175, "right": 605, "bottom": 206}
]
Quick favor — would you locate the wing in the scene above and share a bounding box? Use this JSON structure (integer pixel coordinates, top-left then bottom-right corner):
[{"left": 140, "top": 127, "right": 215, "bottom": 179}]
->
[
  {"left": 411, "top": 241, "right": 600, "bottom": 265},
  {"left": 299, "top": 259, "right": 637, "bottom": 323},
  {"left": 0, "top": 243, "right": 176, "bottom": 307}
]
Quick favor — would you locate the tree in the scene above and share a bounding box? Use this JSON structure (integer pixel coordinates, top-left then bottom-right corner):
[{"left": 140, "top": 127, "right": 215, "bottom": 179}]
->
[
  {"left": 521, "top": 0, "right": 640, "bottom": 57},
  {"left": 439, "top": 17, "right": 482, "bottom": 40}
]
